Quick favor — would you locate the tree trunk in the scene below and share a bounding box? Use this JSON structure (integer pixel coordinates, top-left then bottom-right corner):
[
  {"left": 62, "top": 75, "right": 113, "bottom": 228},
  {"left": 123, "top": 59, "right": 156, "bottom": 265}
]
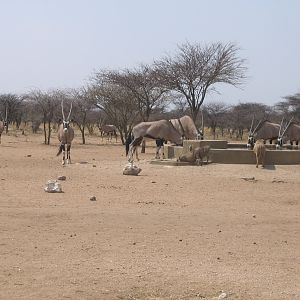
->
[
  {"left": 47, "top": 121, "right": 51, "bottom": 145},
  {"left": 43, "top": 121, "right": 47, "bottom": 144},
  {"left": 81, "top": 127, "right": 86, "bottom": 144}
]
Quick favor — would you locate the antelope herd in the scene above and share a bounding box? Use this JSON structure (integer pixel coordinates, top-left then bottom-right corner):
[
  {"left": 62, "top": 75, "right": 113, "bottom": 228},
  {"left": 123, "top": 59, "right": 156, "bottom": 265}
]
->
[{"left": 1, "top": 104, "right": 300, "bottom": 168}]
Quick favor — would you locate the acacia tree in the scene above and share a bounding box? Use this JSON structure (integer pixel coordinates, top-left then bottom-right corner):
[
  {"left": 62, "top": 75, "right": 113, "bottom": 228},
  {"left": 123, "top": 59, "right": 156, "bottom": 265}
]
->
[
  {"left": 0, "top": 93, "right": 23, "bottom": 133},
  {"left": 69, "top": 88, "right": 94, "bottom": 144},
  {"left": 228, "top": 102, "right": 272, "bottom": 140},
  {"left": 276, "top": 92, "right": 300, "bottom": 122},
  {"left": 155, "top": 42, "right": 247, "bottom": 122},
  {"left": 95, "top": 64, "right": 168, "bottom": 122},
  {"left": 203, "top": 101, "right": 230, "bottom": 139},
  {"left": 89, "top": 79, "right": 139, "bottom": 144},
  {"left": 26, "top": 89, "right": 61, "bottom": 144},
  {"left": 94, "top": 65, "right": 169, "bottom": 151}
]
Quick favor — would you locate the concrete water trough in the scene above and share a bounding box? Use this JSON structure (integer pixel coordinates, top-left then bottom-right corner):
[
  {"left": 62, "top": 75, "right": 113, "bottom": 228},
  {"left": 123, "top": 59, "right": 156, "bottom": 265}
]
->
[{"left": 157, "top": 140, "right": 300, "bottom": 165}]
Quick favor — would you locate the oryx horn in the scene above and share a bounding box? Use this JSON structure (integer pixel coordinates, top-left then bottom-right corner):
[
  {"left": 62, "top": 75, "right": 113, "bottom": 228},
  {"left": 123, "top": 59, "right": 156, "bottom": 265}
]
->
[
  {"left": 61, "top": 100, "right": 66, "bottom": 121},
  {"left": 5, "top": 105, "right": 8, "bottom": 121},
  {"left": 67, "top": 102, "right": 73, "bottom": 121},
  {"left": 252, "top": 119, "right": 262, "bottom": 134},
  {"left": 249, "top": 116, "right": 254, "bottom": 135},
  {"left": 278, "top": 117, "right": 285, "bottom": 137},
  {"left": 281, "top": 116, "right": 294, "bottom": 137}
]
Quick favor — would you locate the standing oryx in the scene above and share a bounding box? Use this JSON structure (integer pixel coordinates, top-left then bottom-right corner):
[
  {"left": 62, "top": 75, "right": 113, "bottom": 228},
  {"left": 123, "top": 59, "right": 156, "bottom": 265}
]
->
[
  {"left": 253, "top": 140, "right": 266, "bottom": 168},
  {"left": 57, "top": 101, "right": 74, "bottom": 165},
  {"left": 0, "top": 106, "right": 8, "bottom": 144},
  {"left": 126, "top": 115, "right": 198, "bottom": 162},
  {"left": 247, "top": 118, "right": 280, "bottom": 148},
  {"left": 277, "top": 117, "right": 300, "bottom": 147},
  {"left": 127, "top": 119, "right": 182, "bottom": 162},
  {"left": 99, "top": 124, "right": 118, "bottom": 142}
]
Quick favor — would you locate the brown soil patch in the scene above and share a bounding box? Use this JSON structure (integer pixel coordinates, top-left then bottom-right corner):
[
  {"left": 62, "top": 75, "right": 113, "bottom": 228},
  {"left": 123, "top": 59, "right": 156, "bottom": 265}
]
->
[{"left": 0, "top": 132, "right": 299, "bottom": 299}]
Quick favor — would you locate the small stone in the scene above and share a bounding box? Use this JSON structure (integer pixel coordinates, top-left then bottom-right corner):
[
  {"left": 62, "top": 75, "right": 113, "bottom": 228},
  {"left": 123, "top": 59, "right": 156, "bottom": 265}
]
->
[
  {"left": 57, "top": 176, "right": 66, "bottom": 181},
  {"left": 93, "top": 165, "right": 96, "bottom": 167},
  {"left": 44, "top": 180, "right": 62, "bottom": 193},
  {"left": 123, "top": 163, "right": 142, "bottom": 176},
  {"left": 179, "top": 239, "right": 183, "bottom": 242},
  {"left": 151, "top": 181, "right": 156, "bottom": 183},
  {"left": 252, "top": 214, "right": 256, "bottom": 218},
  {"left": 90, "top": 196, "right": 97, "bottom": 201},
  {"left": 218, "top": 292, "right": 227, "bottom": 299},
  {"left": 27, "top": 154, "right": 32, "bottom": 157}
]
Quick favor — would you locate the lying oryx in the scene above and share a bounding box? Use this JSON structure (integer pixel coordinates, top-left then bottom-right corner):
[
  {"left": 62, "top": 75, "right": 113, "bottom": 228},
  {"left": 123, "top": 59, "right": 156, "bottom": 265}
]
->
[
  {"left": 247, "top": 118, "right": 280, "bottom": 148},
  {"left": 253, "top": 140, "right": 266, "bottom": 168},
  {"left": 277, "top": 117, "right": 300, "bottom": 147},
  {"left": 57, "top": 101, "right": 74, "bottom": 165}
]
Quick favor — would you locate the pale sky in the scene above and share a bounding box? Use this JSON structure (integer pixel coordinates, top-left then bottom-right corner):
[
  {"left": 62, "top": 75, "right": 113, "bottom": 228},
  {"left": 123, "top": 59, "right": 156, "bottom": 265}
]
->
[{"left": 0, "top": 0, "right": 299, "bottom": 105}]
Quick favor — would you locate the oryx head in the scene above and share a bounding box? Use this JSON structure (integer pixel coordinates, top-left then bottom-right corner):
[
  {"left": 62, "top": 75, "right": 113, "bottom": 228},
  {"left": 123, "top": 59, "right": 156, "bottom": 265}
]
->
[
  {"left": 247, "top": 117, "right": 255, "bottom": 148},
  {"left": 277, "top": 117, "right": 293, "bottom": 149},
  {"left": 61, "top": 100, "right": 73, "bottom": 132},
  {"left": 197, "top": 129, "right": 204, "bottom": 140},
  {"left": 247, "top": 117, "right": 261, "bottom": 148}
]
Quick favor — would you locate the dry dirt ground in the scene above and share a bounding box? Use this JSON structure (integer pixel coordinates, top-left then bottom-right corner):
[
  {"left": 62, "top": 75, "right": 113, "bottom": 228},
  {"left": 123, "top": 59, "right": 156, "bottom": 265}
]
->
[{"left": 0, "top": 132, "right": 299, "bottom": 300}]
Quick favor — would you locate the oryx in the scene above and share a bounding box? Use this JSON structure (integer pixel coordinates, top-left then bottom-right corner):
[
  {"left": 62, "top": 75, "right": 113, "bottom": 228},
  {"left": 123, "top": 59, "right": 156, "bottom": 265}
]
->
[
  {"left": 0, "top": 106, "right": 8, "bottom": 144},
  {"left": 277, "top": 117, "right": 300, "bottom": 147},
  {"left": 253, "top": 140, "right": 266, "bottom": 168},
  {"left": 57, "top": 101, "right": 74, "bottom": 165},
  {"left": 247, "top": 118, "right": 280, "bottom": 148},
  {"left": 126, "top": 115, "right": 198, "bottom": 162},
  {"left": 99, "top": 124, "right": 117, "bottom": 142},
  {"left": 127, "top": 119, "right": 183, "bottom": 162}
]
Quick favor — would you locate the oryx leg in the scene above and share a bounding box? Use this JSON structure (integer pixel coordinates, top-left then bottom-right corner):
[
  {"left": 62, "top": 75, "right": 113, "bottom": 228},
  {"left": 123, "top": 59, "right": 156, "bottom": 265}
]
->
[
  {"left": 128, "top": 137, "right": 143, "bottom": 162},
  {"left": 155, "top": 145, "right": 161, "bottom": 159},
  {"left": 61, "top": 144, "right": 66, "bottom": 165},
  {"left": 135, "top": 146, "right": 139, "bottom": 161},
  {"left": 67, "top": 144, "right": 71, "bottom": 164},
  {"left": 128, "top": 145, "right": 136, "bottom": 163}
]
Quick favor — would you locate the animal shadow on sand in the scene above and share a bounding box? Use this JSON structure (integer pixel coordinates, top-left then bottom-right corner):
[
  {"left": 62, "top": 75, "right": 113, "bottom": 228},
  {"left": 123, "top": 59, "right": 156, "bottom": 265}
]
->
[{"left": 263, "top": 164, "right": 276, "bottom": 170}]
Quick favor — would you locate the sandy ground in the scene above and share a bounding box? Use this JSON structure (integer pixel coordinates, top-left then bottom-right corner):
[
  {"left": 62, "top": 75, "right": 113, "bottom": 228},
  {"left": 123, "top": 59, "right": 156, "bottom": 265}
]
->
[{"left": 0, "top": 131, "right": 299, "bottom": 300}]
